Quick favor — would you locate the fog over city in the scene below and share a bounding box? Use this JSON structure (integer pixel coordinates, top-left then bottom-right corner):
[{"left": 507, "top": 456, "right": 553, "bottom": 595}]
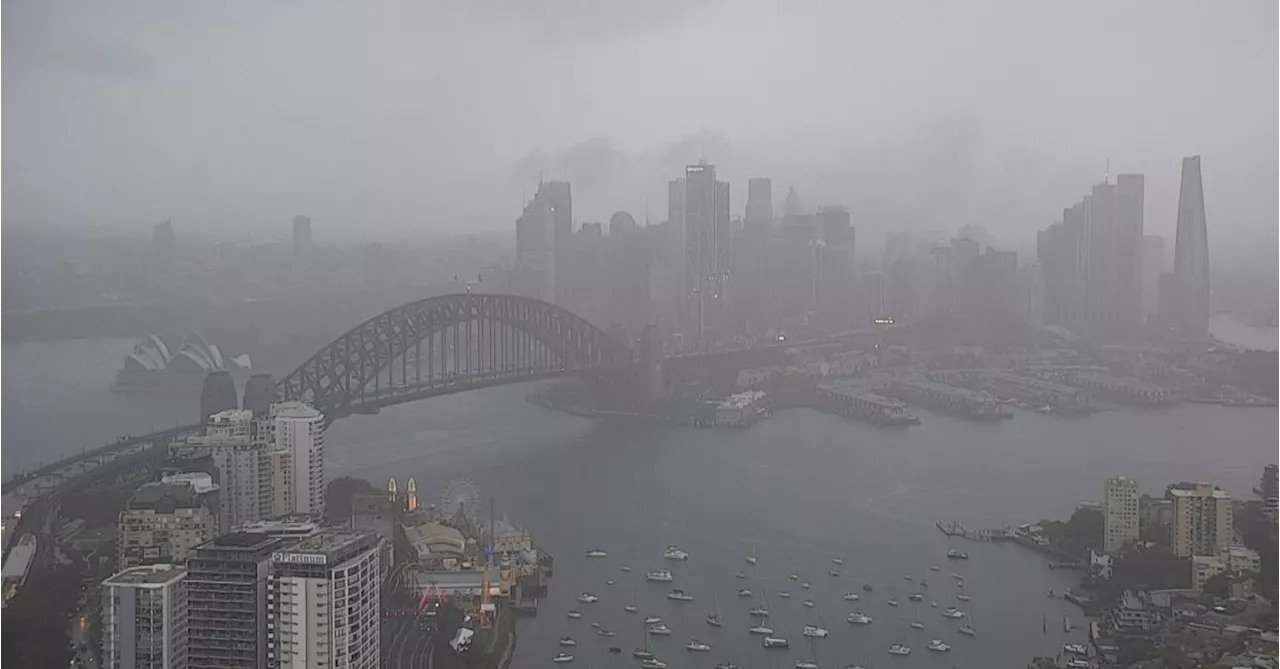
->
[{"left": 4, "top": 0, "right": 1277, "bottom": 260}]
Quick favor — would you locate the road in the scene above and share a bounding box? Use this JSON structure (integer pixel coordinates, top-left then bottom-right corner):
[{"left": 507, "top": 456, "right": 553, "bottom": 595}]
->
[{"left": 383, "top": 615, "right": 434, "bottom": 669}]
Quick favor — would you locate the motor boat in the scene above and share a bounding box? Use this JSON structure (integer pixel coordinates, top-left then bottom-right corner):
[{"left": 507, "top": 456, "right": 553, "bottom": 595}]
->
[
  {"left": 887, "top": 644, "right": 911, "bottom": 656},
  {"left": 846, "top": 612, "right": 873, "bottom": 625},
  {"left": 621, "top": 565, "right": 632, "bottom": 572},
  {"left": 1066, "top": 660, "right": 1090, "bottom": 669},
  {"left": 802, "top": 624, "right": 829, "bottom": 638},
  {"left": 737, "top": 589, "right": 753, "bottom": 597},
  {"left": 789, "top": 573, "right": 800, "bottom": 580},
  {"left": 956, "top": 593, "right": 970, "bottom": 602},
  {"left": 887, "top": 599, "right": 899, "bottom": 607},
  {"left": 908, "top": 593, "right": 923, "bottom": 601},
  {"left": 829, "top": 570, "right": 840, "bottom": 577},
  {"left": 926, "top": 639, "right": 951, "bottom": 653},
  {"left": 862, "top": 584, "right": 874, "bottom": 592},
  {"left": 930, "top": 600, "right": 938, "bottom": 608},
  {"left": 930, "top": 565, "right": 941, "bottom": 572},
  {"left": 762, "top": 637, "right": 790, "bottom": 649},
  {"left": 778, "top": 591, "right": 792, "bottom": 599},
  {"left": 591, "top": 622, "right": 602, "bottom": 629},
  {"left": 663, "top": 546, "right": 690, "bottom": 561},
  {"left": 686, "top": 640, "right": 712, "bottom": 652},
  {"left": 648, "top": 624, "right": 672, "bottom": 636},
  {"left": 910, "top": 620, "right": 925, "bottom": 630},
  {"left": 946, "top": 549, "right": 969, "bottom": 560},
  {"left": 950, "top": 573, "right": 963, "bottom": 580},
  {"left": 567, "top": 609, "right": 583, "bottom": 619},
  {"left": 1063, "top": 643, "right": 1088, "bottom": 656},
  {"left": 749, "top": 605, "right": 770, "bottom": 617},
  {"left": 553, "top": 653, "right": 575, "bottom": 663},
  {"left": 666, "top": 589, "right": 694, "bottom": 602},
  {"left": 903, "top": 574, "right": 913, "bottom": 581},
  {"left": 586, "top": 549, "right": 608, "bottom": 558},
  {"left": 644, "top": 616, "right": 662, "bottom": 625},
  {"left": 748, "top": 623, "right": 774, "bottom": 635},
  {"left": 598, "top": 629, "right": 616, "bottom": 637},
  {"left": 632, "top": 649, "right": 654, "bottom": 659},
  {"left": 560, "top": 637, "right": 577, "bottom": 646},
  {"left": 735, "top": 572, "right": 747, "bottom": 579},
  {"left": 646, "top": 570, "right": 673, "bottom": 582},
  {"left": 606, "top": 580, "right": 616, "bottom": 585},
  {"left": 941, "top": 608, "right": 965, "bottom": 619},
  {"left": 802, "top": 600, "right": 816, "bottom": 608},
  {"left": 640, "top": 659, "right": 667, "bottom": 669},
  {"left": 795, "top": 661, "right": 818, "bottom": 669},
  {"left": 832, "top": 557, "right": 844, "bottom": 565},
  {"left": 843, "top": 593, "right": 859, "bottom": 601},
  {"left": 715, "top": 663, "right": 739, "bottom": 669},
  {"left": 577, "top": 593, "right": 599, "bottom": 604},
  {"left": 957, "top": 624, "right": 975, "bottom": 636},
  {"left": 801, "top": 582, "right": 811, "bottom": 590}
]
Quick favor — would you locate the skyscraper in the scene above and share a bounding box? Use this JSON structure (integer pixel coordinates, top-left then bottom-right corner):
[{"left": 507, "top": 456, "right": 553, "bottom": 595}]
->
[
  {"left": 1114, "top": 174, "right": 1146, "bottom": 338},
  {"left": 516, "top": 194, "right": 556, "bottom": 303},
  {"left": 186, "top": 532, "right": 283, "bottom": 669},
  {"left": 682, "top": 161, "right": 730, "bottom": 344},
  {"left": 1140, "top": 235, "right": 1165, "bottom": 324},
  {"left": 153, "top": 220, "right": 176, "bottom": 254},
  {"left": 1103, "top": 476, "right": 1140, "bottom": 553},
  {"left": 540, "top": 181, "right": 574, "bottom": 305},
  {"left": 103, "top": 564, "right": 189, "bottom": 669},
  {"left": 1173, "top": 156, "right": 1210, "bottom": 341},
  {"left": 273, "top": 402, "right": 326, "bottom": 516},
  {"left": 745, "top": 178, "right": 773, "bottom": 231}
]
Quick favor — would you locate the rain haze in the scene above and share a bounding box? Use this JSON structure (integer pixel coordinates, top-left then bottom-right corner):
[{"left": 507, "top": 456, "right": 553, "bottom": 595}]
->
[{"left": 3, "top": 0, "right": 1277, "bottom": 260}]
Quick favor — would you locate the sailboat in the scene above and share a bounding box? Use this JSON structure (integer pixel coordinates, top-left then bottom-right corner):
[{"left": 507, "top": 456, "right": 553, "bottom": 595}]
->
[
  {"left": 910, "top": 603, "right": 925, "bottom": 630},
  {"left": 746, "top": 540, "right": 758, "bottom": 565},
  {"left": 706, "top": 595, "right": 723, "bottom": 627},
  {"left": 795, "top": 637, "right": 819, "bottom": 669},
  {"left": 625, "top": 588, "right": 638, "bottom": 613},
  {"left": 632, "top": 620, "right": 655, "bottom": 659},
  {"left": 958, "top": 603, "right": 976, "bottom": 637}
]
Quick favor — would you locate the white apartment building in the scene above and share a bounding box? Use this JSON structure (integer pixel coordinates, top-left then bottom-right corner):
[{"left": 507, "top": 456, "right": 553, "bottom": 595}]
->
[
  {"left": 118, "top": 482, "right": 218, "bottom": 569},
  {"left": 206, "top": 408, "right": 254, "bottom": 440},
  {"left": 267, "top": 531, "right": 384, "bottom": 669},
  {"left": 103, "top": 564, "right": 188, "bottom": 669},
  {"left": 1170, "top": 482, "right": 1233, "bottom": 558},
  {"left": 273, "top": 402, "right": 326, "bottom": 516},
  {"left": 1103, "top": 476, "right": 1140, "bottom": 553}
]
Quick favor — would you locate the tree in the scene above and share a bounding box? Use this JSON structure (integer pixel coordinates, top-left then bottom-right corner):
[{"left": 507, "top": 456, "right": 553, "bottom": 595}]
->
[
  {"left": 1202, "top": 571, "right": 1232, "bottom": 599},
  {"left": 325, "top": 477, "right": 375, "bottom": 520}
]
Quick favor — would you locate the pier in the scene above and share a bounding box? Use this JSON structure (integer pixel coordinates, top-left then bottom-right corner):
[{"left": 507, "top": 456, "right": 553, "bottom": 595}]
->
[
  {"left": 815, "top": 381, "right": 920, "bottom": 426},
  {"left": 935, "top": 520, "right": 1014, "bottom": 542},
  {"left": 883, "top": 376, "right": 1012, "bottom": 420}
]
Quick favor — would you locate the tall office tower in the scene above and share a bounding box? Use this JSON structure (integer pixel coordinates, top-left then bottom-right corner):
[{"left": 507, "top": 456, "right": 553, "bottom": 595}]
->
[
  {"left": 1114, "top": 174, "right": 1145, "bottom": 338},
  {"left": 1103, "top": 476, "right": 1140, "bottom": 553},
  {"left": 534, "top": 181, "right": 573, "bottom": 305},
  {"left": 745, "top": 178, "right": 773, "bottom": 231},
  {"left": 153, "top": 220, "right": 176, "bottom": 254},
  {"left": 199, "top": 371, "right": 238, "bottom": 425},
  {"left": 118, "top": 481, "right": 218, "bottom": 569},
  {"left": 1038, "top": 201, "right": 1088, "bottom": 332},
  {"left": 1170, "top": 482, "right": 1233, "bottom": 558},
  {"left": 814, "top": 206, "right": 856, "bottom": 328},
  {"left": 978, "top": 248, "right": 1018, "bottom": 321},
  {"left": 883, "top": 232, "right": 914, "bottom": 269},
  {"left": 186, "top": 532, "right": 284, "bottom": 669},
  {"left": 783, "top": 186, "right": 804, "bottom": 217},
  {"left": 885, "top": 257, "right": 918, "bottom": 323},
  {"left": 1260, "top": 464, "right": 1278, "bottom": 520},
  {"left": 292, "top": 215, "right": 313, "bottom": 257},
  {"left": 860, "top": 272, "right": 885, "bottom": 324},
  {"left": 667, "top": 179, "right": 687, "bottom": 260},
  {"left": 1140, "top": 235, "right": 1165, "bottom": 324},
  {"left": 273, "top": 402, "right": 326, "bottom": 516},
  {"left": 103, "top": 564, "right": 189, "bottom": 669},
  {"left": 241, "top": 373, "right": 278, "bottom": 417},
  {"left": 948, "top": 237, "right": 980, "bottom": 317},
  {"left": 682, "top": 161, "right": 731, "bottom": 344},
  {"left": 267, "top": 531, "right": 384, "bottom": 669},
  {"left": 1082, "top": 182, "right": 1118, "bottom": 339},
  {"left": 515, "top": 195, "right": 556, "bottom": 303},
  {"left": 1172, "top": 156, "right": 1211, "bottom": 342},
  {"left": 929, "top": 244, "right": 952, "bottom": 316},
  {"left": 1016, "top": 263, "right": 1045, "bottom": 327}
]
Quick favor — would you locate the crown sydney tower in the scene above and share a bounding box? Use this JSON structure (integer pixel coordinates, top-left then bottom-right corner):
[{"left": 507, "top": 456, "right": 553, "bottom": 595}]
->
[{"left": 1172, "top": 156, "right": 1210, "bottom": 342}]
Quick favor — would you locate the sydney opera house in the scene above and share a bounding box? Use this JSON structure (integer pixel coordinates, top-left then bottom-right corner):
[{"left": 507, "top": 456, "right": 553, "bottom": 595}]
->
[{"left": 112, "top": 331, "right": 252, "bottom": 394}]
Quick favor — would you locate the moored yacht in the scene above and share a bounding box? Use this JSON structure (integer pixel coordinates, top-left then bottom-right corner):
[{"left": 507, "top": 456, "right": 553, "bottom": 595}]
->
[
  {"left": 802, "top": 600, "right": 816, "bottom": 608},
  {"left": 644, "top": 616, "right": 662, "bottom": 625},
  {"left": 946, "top": 549, "right": 969, "bottom": 560},
  {"left": 956, "top": 593, "right": 970, "bottom": 602},
  {"left": 553, "top": 652, "right": 575, "bottom": 662},
  {"left": 930, "top": 565, "right": 941, "bottom": 571},
  {"left": 957, "top": 624, "right": 975, "bottom": 636},
  {"left": 705, "top": 613, "right": 722, "bottom": 626},
  {"left": 846, "top": 612, "right": 873, "bottom": 625},
  {"left": 560, "top": 637, "right": 577, "bottom": 646},
  {"left": 663, "top": 545, "right": 689, "bottom": 561},
  {"left": 666, "top": 589, "right": 694, "bottom": 602},
  {"left": 802, "top": 624, "right": 829, "bottom": 638},
  {"left": 762, "top": 636, "right": 790, "bottom": 649},
  {"left": 887, "top": 599, "right": 899, "bottom": 607},
  {"left": 801, "top": 582, "right": 811, "bottom": 589},
  {"left": 910, "top": 620, "right": 925, "bottom": 630},
  {"left": 926, "top": 639, "right": 951, "bottom": 652},
  {"left": 737, "top": 589, "right": 753, "bottom": 597},
  {"left": 748, "top": 622, "right": 774, "bottom": 635},
  {"left": 686, "top": 640, "right": 712, "bottom": 652},
  {"left": 941, "top": 607, "right": 964, "bottom": 619},
  {"left": 795, "top": 660, "right": 818, "bottom": 669},
  {"left": 887, "top": 643, "right": 911, "bottom": 656},
  {"left": 829, "top": 570, "right": 840, "bottom": 577},
  {"left": 843, "top": 593, "right": 860, "bottom": 601},
  {"left": 908, "top": 593, "right": 923, "bottom": 601},
  {"left": 577, "top": 592, "right": 598, "bottom": 604},
  {"left": 646, "top": 570, "right": 673, "bottom": 582},
  {"left": 625, "top": 604, "right": 638, "bottom": 613},
  {"left": 715, "top": 663, "right": 739, "bottom": 669},
  {"left": 598, "top": 629, "right": 616, "bottom": 637},
  {"left": 735, "top": 572, "right": 747, "bottom": 579},
  {"left": 640, "top": 659, "right": 667, "bottom": 669},
  {"left": 567, "top": 609, "right": 583, "bottom": 619},
  {"left": 750, "top": 604, "right": 770, "bottom": 617},
  {"left": 586, "top": 549, "right": 608, "bottom": 558},
  {"left": 648, "top": 624, "right": 672, "bottom": 636},
  {"left": 832, "top": 556, "right": 844, "bottom": 565},
  {"left": 789, "top": 573, "right": 800, "bottom": 580},
  {"left": 621, "top": 565, "right": 632, "bottom": 572},
  {"left": 778, "top": 591, "right": 792, "bottom": 599}
]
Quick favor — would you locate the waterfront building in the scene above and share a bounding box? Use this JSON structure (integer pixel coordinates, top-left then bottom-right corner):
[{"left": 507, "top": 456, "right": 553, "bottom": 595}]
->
[
  {"left": 272, "top": 401, "right": 326, "bottom": 516},
  {"left": 1170, "top": 482, "right": 1233, "bottom": 558},
  {"left": 491, "top": 516, "right": 533, "bottom": 554},
  {"left": 267, "top": 531, "right": 384, "bottom": 669},
  {"left": 1172, "top": 156, "right": 1211, "bottom": 341},
  {"left": 118, "top": 481, "right": 218, "bottom": 569},
  {"left": 1103, "top": 476, "right": 1140, "bottom": 553},
  {"left": 103, "top": 563, "right": 189, "bottom": 669},
  {"left": 186, "top": 532, "right": 283, "bottom": 669}
]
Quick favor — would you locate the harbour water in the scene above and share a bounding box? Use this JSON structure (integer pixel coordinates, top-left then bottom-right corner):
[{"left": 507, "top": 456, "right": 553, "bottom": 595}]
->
[{"left": 4, "top": 338, "right": 1278, "bottom": 667}]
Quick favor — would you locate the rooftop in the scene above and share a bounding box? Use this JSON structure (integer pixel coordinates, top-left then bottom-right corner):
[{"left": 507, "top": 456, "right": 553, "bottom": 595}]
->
[
  {"left": 272, "top": 401, "right": 322, "bottom": 420},
  {"left": 271, "top": 530, "right": 378, "bottom": 566},
  {"left": 126, "top": 482, "right": 204, "bottom": 511},
  {"left": 104, "top": 563, "right": 187, "bottom": 588},
  {"left": 203, "top": 532, "right": 278, "bottom": 550},
  {"left": 1170, "top": 484, "right": 1231, "bottom": 500}
]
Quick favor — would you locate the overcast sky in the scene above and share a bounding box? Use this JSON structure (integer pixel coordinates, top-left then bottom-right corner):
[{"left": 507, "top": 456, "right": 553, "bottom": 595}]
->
[{"left": 4, "top": 1, "right": 1276, "bottom": 257}]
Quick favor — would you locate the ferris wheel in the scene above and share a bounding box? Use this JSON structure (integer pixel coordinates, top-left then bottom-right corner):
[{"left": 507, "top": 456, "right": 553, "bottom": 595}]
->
[{"left": 439, "top": 479, "right": 482, "bottom": 524}]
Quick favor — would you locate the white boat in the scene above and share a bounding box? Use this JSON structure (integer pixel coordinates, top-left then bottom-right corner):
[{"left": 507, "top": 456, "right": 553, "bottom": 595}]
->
[
  {"left": 1063, "top": 643, "right": 1088, "bottom": 656},
  {"left": 908, "top": 593, "right": 923, "bottom": 601},
  {"left": 666, "top": 589, "right": 694, "bottom": 602},
  {"left": 802, "top": 624, "right": 829, "bottom": 638},
  {"left": 1066, "top": 660, "right": 1090, "bottom": 669},
  {"left": 633, "top": 622, "right": 655, "bottom": 659},
  {"left": 887, "top": 644, "right": 911, "bottom": 656},
  {"left": 646, "top": 570, "right": 673, "bottom": 582},
  {"left": 795, "top": 661, "right": 818, "bottom": 669},
  {"left": 644, "top": 616, "right": 662, "bottom": 624},
  {"left": 715, "top": 663, "right": 739, "bottom": 669},
  {"left": 567, "top": 609, "right": 583, "bottom": 619},
  {"left": 735, "top": 572, "right": 747, "bottom": 579},
  {"left": 926, "top": 639, "right": 951, "bottom": 653},
  {"left": 737, "top": 589, "right": 753, "bottom": 597},
  {"left": 832, "top": 556, "right": 844, "bottom": 565},
  {"left": 591, "top": 622, "right": 602, "bottom": 629},
  {"left": 607, "top": 580, "right": 615, "bottom": 585},
  {"left": 577, "top": 593, "right": 598, "bottom": 604},
  {"left": 706, "top": 595, "right": 723, "bottom": 627},
  {"left": 941, "top": 608, "right": 964, "bottom": 619},
  {"left": 957, "top": 624, "right": 975, "bottom": 636},
  {"left": 598, "top": 629, "right": 616, "bottom": 637},
  {"left": 956, "top": 593, "right": 970, "bottom": 602},
  {"left": 946, "top": 549, "right": 969, "bottom": 560},
  {"left": 621, "top": 565, "right": 632, "bottom": 572},
  {"left": 686, "top": 640, "right": 712, "bottom": 652},
  {"left": 625, "top": 588, "right": 638, "bottom": 613},
  {"left": 801, "top": 582, "right": 811, "bottom": 590},
  {"left": 951, "top": 572, "right": 963, "bottom": 579},
  {"left": 663, "top": 545, "right": 689, "bottom": 561},
  {"left": 846, "top": 612, "right": 873, "bottom": 625},
  {"left": 904, "top": 574, "right": 913, "bottom": 581},
  {"left": 560, "top": 637, "right": 577, "bottom": 646},
  {"left": 762, "top": 637, "right": 790, "bottom": 649},
  {"left": 930, "top": 600, "right": 938, "bottom": 608},
  {"left": 553, "top": 652, "right": 575, "bottom": 662},
  {"left": 789, "top": 573, "right": 800, "bottom": 580},
  {"left": 887, "top": 599, "right": 899, "bottom": 607},
  {"left": 641, "top": 659, "right": 667, "bottom": 669},
  {"left": 829, "top": 570, "right": 840, "bottom": 577},
  {"left": 750, "top": 604, "right": 770, "bottom": 617},
  {"left": 746, "top": 540, "right": 758, "bottom": 565},
  {"left": 648, "top": 624, "right": 672, "bottom": 636},
  {"left": 779, "top": 591, "right": 792, "bottom": 599},
  {"left": 802, "top": 600, "right": 816, "bottom": 608},
  {"left": 910, "top": 621, "right": 925, "bottom": 630},
  {"left": 930, "top": 565, "right": 941, "bottom": 572},
  {"left": 586, "top": 549, "right": 608, "bottom": 558}
]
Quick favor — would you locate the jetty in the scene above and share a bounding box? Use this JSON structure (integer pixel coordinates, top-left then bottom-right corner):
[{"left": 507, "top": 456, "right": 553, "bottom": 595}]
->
[{"left": 935, "top": 521, "right": 1014, "bottom": 542}]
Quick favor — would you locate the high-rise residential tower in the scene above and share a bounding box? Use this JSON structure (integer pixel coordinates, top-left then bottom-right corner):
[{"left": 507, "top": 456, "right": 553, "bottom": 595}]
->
[
  {"left": 1172, "top": 156, "right": 1210, "bottom": 341},
  {"left": 186, "top": 533, "right": 283, "bottom": 669},
  {"left": 1170, "top": 482, "right": 1232, "bottom": 558},
  {"left": 1103, "top": 476, "right": 1140, "bottom": 553},
  {"left": 273, "top": 401, "right": 326, "bottom": 516},
  {"left": 103, "top": 564, "right": 189, "bottom": 669}
]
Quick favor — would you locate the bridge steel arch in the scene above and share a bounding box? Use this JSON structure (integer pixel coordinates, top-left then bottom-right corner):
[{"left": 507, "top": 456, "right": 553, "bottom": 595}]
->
[{"left": 279, "top": 293, "right": 633, "bottom": 419}]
